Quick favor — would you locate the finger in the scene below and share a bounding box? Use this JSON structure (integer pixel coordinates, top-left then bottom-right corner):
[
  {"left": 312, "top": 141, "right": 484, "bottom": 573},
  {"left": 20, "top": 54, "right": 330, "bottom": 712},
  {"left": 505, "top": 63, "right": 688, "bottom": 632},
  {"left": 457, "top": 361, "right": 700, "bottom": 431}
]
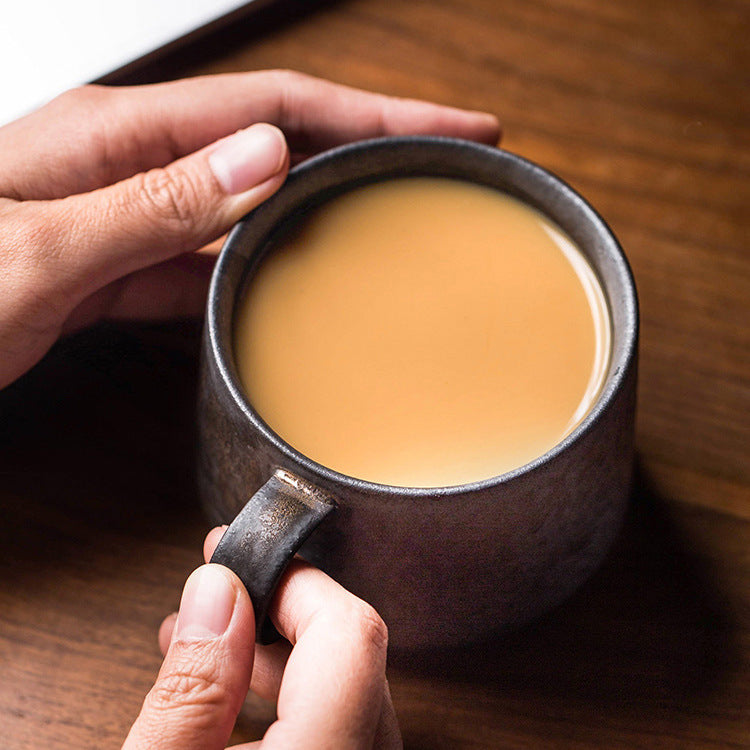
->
[
  {"left": 203, "top": 525, "right": 228, "bottom": 563},
  {"left": 153, "top": 528, "right": 229, "bottom": 658},
  {"left": 374, "top": 682, "right": 403, "bottom": 750},
  {"left": 232, "top": 686, "right": 400, "bottom": 750},
  {"left": 0, "top": 71, "right": 500, "bottom": 200},
  {"left": 202, "top": 526, "right": 292, "bottom": 702},
  {"left": 159, "top": 613, "right": 178, "bottom": 656},
  {"left": 261, "top": 560, "right": 400, "bottom": 749},
  {"left": 124, "top": 564, "right": 255, "bottom": 750},
  {"left": 204, "top": 525, "right": 398, "bottom": 730},
  {"left": 261, "top": 70, "right": 501, "bottom": 154},
  {"left": 159, "top": 609, "right": 292, "bottom": 703},
  {"left": 62, "top": 250, "right": 216, "bottom": 333},
  {"left": 221, "top": 679, "right": 402, "bottom": 750},
  {"left": 31, "top": 122, "right": 288, "bottom": 316},
  {"left": 159, "top": 526, "right": 228, "bottom": 656},
  {"left": 205, "top": 527, "right": 400, "bottom": 741}
]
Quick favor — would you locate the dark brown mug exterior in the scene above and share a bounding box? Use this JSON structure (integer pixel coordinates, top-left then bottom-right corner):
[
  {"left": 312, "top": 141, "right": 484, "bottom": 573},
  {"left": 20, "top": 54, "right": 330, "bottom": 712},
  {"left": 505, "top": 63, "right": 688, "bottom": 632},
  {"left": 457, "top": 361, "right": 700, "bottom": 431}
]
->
[{"left": 197, "top": 136, "right": 638, "bottom": 650}]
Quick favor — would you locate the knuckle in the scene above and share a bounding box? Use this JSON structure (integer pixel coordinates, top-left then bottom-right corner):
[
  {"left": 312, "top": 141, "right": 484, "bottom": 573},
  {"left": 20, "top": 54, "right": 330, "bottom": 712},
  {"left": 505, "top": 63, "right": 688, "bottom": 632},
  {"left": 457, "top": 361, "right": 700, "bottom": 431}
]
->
[
  {"left": 147, "top": 658, "right": 230, "bottom": 717},
  {"left": 41, "top": 87, "right": 118, "bottom": 190},
  {"left": 265, "top": 69, "right": 319, "bottom": 132},
  {"left": 12, "top": 205, "right": 54, "bottom": 254},
  {"left": 5, "top": 202, "right": 64, "bottom": 275},
  {"left": 266, "top": 68, "right": 305, "bottom": 87},
  {"left": 135, "top": 165, "right": 204, "bottom": 241},
  {"left": 0, "top": 203, "right": 73, "bottom": 340},
  {"left": 50, "top": 84, "right": 109, "bottom": 112},
  {"left": 344, "top": 599, "right": 389, "bottom": 654}
]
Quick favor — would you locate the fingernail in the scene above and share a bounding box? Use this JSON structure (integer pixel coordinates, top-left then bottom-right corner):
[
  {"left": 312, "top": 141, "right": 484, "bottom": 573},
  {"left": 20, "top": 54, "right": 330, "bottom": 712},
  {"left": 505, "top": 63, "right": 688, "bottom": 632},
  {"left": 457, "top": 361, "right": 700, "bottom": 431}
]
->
[
  {"left": 209, "top": 123, "right": 287, "bottom": 194},
  {"left": 176, "top": 564, "right": 236, "bottom": 641}
]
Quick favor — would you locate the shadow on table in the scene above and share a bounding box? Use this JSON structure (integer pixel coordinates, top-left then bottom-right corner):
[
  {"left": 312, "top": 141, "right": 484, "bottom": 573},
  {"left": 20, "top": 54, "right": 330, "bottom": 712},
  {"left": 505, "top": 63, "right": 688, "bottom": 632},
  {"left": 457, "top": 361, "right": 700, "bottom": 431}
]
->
[
  {"left": 0, "top": 321, "right": 207, "bottom": 575},
  {"left": 391, "top": 461, "right": 737, "bottom": 713}
]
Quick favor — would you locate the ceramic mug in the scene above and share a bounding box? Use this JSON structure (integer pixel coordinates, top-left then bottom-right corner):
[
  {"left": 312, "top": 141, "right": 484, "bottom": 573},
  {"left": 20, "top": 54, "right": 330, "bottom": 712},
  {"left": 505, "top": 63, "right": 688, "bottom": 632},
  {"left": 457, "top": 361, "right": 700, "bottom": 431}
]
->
[{"left": 197, "top": 136, "right": 638, "bottom": 650}]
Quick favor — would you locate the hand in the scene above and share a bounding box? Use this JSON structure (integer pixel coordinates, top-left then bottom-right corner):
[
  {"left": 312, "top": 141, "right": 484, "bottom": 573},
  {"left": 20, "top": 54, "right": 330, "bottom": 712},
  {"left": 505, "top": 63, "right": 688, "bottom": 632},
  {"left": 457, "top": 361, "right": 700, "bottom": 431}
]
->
[
  {"left": 0, "top": 70, "right": 500, "bottom": 390},
  {"left": 123, "top": 527, "right": 401, "bottom": 749}
]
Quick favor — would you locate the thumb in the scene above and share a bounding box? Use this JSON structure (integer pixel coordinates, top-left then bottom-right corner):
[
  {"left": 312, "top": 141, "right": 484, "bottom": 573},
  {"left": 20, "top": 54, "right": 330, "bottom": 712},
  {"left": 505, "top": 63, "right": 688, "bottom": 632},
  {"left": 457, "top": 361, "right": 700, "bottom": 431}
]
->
[
  {"left": 123, "top": 564, "right": 255, "bottom": 750},
  {"left": 44, "top": 122, "right": 289, "bottom": 301}
]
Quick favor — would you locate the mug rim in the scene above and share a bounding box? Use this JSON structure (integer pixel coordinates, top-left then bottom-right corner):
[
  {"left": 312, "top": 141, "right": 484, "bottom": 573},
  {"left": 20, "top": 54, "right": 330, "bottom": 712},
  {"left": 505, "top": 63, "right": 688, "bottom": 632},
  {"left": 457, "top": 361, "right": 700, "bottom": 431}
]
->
[{"left": 206, "top": 135, "right": 639, "bottom": 498}]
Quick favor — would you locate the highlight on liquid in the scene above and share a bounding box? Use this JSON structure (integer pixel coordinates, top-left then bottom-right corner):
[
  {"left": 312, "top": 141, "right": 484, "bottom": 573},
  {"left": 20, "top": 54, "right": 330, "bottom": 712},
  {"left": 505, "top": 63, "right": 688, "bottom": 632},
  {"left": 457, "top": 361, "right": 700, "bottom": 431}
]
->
[{"left": 233, "top": 177, "right": 611, "bottom": 487}]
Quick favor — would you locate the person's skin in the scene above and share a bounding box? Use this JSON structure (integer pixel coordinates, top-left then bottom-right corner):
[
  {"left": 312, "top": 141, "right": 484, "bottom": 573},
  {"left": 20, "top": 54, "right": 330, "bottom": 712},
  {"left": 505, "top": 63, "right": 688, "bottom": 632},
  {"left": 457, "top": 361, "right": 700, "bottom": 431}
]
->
[
  {"left": 0, "top": 70, "right": 499, "bottom": 390},
  {"left": 124, "top": 527, "right": 402, "bottom": 749},
  {"left": 0, "top": 70, "right": 500, "bottom": 748}
]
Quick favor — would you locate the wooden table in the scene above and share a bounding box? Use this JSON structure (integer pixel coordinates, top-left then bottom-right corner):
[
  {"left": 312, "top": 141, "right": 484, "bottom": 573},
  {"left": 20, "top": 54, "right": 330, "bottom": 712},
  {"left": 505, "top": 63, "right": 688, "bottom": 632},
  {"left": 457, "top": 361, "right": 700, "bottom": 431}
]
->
[{"left": 1, "top": 0, "right": 748, "bottom": 747}]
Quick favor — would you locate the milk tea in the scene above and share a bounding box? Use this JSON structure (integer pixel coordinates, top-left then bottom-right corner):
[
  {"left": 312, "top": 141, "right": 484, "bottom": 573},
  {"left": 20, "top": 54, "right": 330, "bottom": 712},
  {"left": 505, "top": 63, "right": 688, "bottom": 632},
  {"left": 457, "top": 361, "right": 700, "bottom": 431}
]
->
[{"left": 233, "top": 177, "right": 610, "bottom": 487}]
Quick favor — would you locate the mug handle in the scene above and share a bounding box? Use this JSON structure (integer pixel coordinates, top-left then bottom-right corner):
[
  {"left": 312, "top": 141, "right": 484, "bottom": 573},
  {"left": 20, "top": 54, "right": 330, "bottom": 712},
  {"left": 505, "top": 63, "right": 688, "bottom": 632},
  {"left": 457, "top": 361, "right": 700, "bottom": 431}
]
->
[{"left": 210, "top": 468, "right": 337, "bottom": 644}]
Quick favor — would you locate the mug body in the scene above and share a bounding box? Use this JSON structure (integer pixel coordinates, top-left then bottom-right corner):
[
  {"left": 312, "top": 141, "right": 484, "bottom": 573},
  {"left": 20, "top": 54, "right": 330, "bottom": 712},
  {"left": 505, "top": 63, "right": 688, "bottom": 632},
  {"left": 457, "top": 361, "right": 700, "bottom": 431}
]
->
[{"left": 198, "top": 137, "right": 638, "bottom": 649}]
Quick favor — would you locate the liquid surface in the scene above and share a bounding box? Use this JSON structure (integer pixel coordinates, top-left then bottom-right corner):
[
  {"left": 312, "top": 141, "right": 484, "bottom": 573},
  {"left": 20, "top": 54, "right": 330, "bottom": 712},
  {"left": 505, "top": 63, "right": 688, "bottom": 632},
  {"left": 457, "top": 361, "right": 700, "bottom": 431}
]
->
[{"left": 234, "top": 177, "right": 610, "bottom": 487}]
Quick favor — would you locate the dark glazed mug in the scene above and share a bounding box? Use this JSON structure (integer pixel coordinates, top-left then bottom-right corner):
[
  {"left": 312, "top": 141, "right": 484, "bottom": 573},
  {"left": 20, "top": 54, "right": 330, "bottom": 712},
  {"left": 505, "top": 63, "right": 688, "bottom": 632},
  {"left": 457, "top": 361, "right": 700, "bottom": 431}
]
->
[{"left": 198, "top": 136, "right": 638, "bottom": 650}]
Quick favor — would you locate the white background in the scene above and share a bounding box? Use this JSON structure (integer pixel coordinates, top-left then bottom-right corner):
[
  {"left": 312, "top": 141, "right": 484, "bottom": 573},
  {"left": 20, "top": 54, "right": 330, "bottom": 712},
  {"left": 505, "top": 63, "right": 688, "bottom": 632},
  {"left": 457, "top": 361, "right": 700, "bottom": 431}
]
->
[{"left": 0, "top": 0, "right": 255, "bottom": 125}]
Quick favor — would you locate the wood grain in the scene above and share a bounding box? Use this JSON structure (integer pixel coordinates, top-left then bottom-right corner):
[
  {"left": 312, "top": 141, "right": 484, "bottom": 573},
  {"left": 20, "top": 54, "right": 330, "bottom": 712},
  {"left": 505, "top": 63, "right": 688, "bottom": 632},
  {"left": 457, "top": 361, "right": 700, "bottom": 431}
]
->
[{"left": 1, "top": 0, "right": 748, "bottom": 747}]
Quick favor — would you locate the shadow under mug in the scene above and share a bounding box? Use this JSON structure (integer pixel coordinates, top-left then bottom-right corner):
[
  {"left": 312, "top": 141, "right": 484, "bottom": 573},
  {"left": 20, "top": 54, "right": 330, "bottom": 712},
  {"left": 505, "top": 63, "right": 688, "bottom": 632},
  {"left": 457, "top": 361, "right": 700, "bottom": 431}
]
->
[{"left": 198, "top": 136, "right": 639, "bottom": 650}]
